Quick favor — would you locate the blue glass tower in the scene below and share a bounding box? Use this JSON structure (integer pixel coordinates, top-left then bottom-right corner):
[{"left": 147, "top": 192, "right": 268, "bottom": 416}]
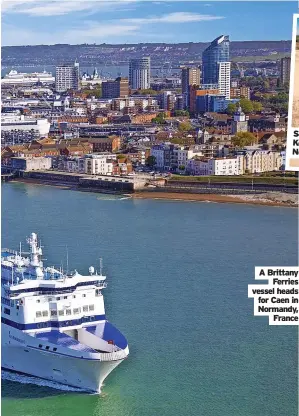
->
[{"left": 202, "top": 35, "right": 230, "bottom": 84}]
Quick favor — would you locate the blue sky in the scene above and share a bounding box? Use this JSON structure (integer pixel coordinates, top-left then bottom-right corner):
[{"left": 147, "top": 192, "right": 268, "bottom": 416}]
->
[{"left": 2, "top": 1, "right": 298, "bottom": 46}]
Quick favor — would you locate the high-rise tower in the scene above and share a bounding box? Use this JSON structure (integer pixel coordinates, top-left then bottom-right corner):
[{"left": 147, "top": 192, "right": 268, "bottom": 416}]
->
[
  {"left": 55, "top": 61, "right": 80, "bottom": 92},
  {"left": 181, "top": 67, "right": 200, "bottom": 109},
  {"left": 129, "top": 57, "right": 151, "bottom": 90},
  {"left": 202, "top": 35, "right": 231, "bottom": 99}
]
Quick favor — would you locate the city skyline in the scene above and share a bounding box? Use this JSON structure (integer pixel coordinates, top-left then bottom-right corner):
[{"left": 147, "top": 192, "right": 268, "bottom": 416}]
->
[{"left": 2, "top": 1, "right": 298, "bottom": 46}]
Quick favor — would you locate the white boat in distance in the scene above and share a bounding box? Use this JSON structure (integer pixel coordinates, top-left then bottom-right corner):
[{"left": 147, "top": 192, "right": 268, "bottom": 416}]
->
[{"left": 1, "top": 233, "right": 129, "bottom": 393}]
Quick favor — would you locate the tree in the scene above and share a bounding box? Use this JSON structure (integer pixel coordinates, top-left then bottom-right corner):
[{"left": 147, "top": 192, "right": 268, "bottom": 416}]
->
[
  {"left": 174, "top": 110, "right": 190, "bottom": 117},
  {"left": 232, "top": 132, "right": 258, "bottom": 148},
  {"left": 178, "top": 165, "right": 185, "bottom": 171},
  {"left": 137, "top": 89, "right": 159, "bottom": 96},
  {"left": 239, "top": 98, "right": 253, "bottom": 113},
  {"left": 146, "top": 155, "right": 156, "bottom": 167},
  {"left": 178, "top": 121, "right": 192, "bottom": 132},
  {"left": 152, "top": 112, "right": 167, "bottom": 124},
  {"left": 252, "top": 101, "right": 263, "bottom": 112},
  {"left": 227, "top": 103, "right": 237, "bottom": 115}
]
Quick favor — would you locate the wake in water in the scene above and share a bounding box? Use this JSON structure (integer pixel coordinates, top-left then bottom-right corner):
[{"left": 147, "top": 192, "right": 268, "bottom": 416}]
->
[
  {"left": 2, "top": 370, "right": 85, "bottom": 393},
  {"left": 96, "top": 196, "right": 131, "bottom": 201}
]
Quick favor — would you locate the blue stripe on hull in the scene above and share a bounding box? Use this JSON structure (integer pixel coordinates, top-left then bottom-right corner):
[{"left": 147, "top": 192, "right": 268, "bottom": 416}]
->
[{"left": 2, "top": 315, "right": 106, "bottom": 330}]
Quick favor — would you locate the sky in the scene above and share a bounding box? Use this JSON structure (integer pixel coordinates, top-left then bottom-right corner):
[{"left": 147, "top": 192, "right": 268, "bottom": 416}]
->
[{"left": 1, "top": 1, "right": 299, "bottom": 46}]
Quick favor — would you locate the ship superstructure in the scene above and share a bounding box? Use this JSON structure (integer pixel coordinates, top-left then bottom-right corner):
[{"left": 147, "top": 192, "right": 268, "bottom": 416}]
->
[
  {"left": 1, "top": 233, "right": 129, "bottom": 393},
  {"left": 2, "top": 70, "right": 55, "bottom": 85}
]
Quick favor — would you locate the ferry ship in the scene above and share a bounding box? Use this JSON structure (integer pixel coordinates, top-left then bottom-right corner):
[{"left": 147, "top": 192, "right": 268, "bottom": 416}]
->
[
  {"left": 1, "top": 233, "right": 129, "bottom": 393},
  {"left": 1, "top": 70, "right": 55, "bottom": 85}
]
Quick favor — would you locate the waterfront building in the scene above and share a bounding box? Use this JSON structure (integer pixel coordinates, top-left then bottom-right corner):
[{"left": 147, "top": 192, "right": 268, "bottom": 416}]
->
[
  {"left": 240, "top": 150, "right": 283, "bottom": 173},
  {"left": 280, "top": 57, "right": 291, "bottom": 86},
  {"left": 85, "top": 153, "right": 117, "bottom": 175},
  {"left": 129, "top": 57, "right": 151, "bottom": 90},
  {"left": 55, "top": 61, "right": 80, "bottom": 92},
  {"left": 174, "top": 146, "right": 203, "bottom": 172},
  {"left": 231, "top": 105, "right": 248, "bottom": 134},
  {"left": 9, "top": 156, "right": 52, "bottom": 171},
  {"left": 202, "top": 35, "right": 231, "bottom": 99},
  {"left": 102, "top": 77, "right": 129, "bottom": 99},
  {"left": 187, "top": 156, "right": 242, "bottom": 176}
]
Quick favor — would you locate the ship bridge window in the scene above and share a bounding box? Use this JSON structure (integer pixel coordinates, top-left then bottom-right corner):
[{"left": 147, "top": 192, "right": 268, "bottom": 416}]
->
[
  {"left": 66, "top": 309, "right": 71, "bottom": 316},
  {"left": 4, "top": 307, "right": 10, "bottom": 315},
  {"left": 89, "top": 305, "right": 94, "bottom": 311},
  {"left": 57, "top": 297, "right": 60, "bottom": 300},
  {"left": 73, "top": 307, "right": 81, "bottom": 314},
  {"left": 42, "top": 311, "right": 48, "bottom": 317},
  {"left": 50, "top": 310, "right": 57, "bottom": 317},
  {"left": 83, "top": 306, "right": 88, "bottom": 312},
  {"left": 36, "top": 311, "right": 42, "bottom": 318},
  {"left": 64, "top": 296, "right": 67, "bottom": 299},
  {"left": 58, "top": 310, "right": 64, "bottom": 316}
]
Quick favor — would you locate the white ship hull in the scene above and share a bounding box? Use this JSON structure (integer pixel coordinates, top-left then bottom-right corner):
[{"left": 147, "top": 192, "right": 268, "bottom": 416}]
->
[
  {"left": 1, "top": 234, "right": 129, "bottom": 393},
  {"left": 2, "top": 324, "right": 127, "bottom": 393}
]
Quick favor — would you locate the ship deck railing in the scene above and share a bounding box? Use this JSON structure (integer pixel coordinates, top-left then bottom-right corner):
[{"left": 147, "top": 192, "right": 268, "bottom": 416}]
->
[{"left": 98, "top": 348, "right": 128, "bottom": 362}]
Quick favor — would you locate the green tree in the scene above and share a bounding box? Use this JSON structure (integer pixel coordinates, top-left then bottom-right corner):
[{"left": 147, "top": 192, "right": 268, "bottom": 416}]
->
[
  {"left": 152, "top": 112, "right": 167, "bottom": 124},
  {"left": 178, "top": 121, "right": 192, "bottom": 132},
  {"left": 232, "top": 132, "right": 258, "bottom": 148},
  {"left": 227, "top": 103, "right": 237, "bottom": 115},
  {"left": 178, "top": 165, "right": 185, "bottom": 171},
  {"left": 146, "top": 155, "right": 156, "bottom": 167},
  {"left": 239, "top": 98, "right": 253, "bottom": 113},
  {"left": 174, "top": 110, "right": 190, "bottom": 117},
  {"left": 137, "top": 89, "right": 159, "bottom": 96},
  {"left": 252, "top": 101, "right": 263, "bottom": 112}
]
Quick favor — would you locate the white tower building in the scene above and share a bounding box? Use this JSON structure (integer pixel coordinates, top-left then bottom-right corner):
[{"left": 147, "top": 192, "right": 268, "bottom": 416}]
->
[
  {"left": 55, "top": 61, "right": 80, "bottom": 92},
  {"left": 218, "top": 62, "right": 231, "bottom": 100},
  {"left": 129, "top": 57, "right": 151, "bottom": 90}
]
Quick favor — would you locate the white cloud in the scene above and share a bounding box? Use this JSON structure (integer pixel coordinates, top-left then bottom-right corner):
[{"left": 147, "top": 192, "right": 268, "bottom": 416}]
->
[
  {"left": 1, "top": 5, "right": 224, "bottom": 45},
  {"left": 2, "top": 0, "right": 137, "bottom": 16},
  {"left": 121, "top": 12, "right": 224, "bottom": 24}
]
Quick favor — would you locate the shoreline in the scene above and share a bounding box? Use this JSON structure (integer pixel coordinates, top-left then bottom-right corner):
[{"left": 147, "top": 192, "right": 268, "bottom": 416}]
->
[
  {"left": 8, "top": 178, "right": 297, "bottom": 207},
  {"left": 132, "top": 192, "right": 297, "bottom": 207}
]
